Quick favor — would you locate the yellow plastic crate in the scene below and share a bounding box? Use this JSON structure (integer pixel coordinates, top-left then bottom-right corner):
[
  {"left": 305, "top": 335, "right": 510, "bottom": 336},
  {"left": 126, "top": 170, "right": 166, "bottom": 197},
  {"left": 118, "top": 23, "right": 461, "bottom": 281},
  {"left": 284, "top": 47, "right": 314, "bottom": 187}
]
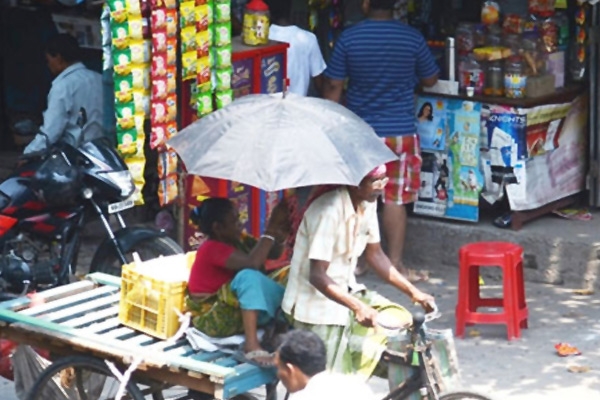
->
[{"left": 118, "top": 252, "right": 195, "bottom": 340}]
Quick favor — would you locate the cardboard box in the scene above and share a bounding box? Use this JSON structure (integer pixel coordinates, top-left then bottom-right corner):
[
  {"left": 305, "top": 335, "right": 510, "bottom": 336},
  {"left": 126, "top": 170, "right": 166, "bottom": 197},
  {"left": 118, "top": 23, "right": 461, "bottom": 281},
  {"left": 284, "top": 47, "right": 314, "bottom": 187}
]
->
[{"left": 526, "top": 74, "right": 556, "bottom": 98}]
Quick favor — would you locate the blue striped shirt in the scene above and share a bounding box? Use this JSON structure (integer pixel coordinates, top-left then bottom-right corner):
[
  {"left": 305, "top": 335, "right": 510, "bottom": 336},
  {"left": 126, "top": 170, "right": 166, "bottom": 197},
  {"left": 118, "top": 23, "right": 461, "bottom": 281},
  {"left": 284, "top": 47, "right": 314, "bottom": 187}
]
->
[{"left": 325, "top": 20, "right": 439, "bottom": 137}]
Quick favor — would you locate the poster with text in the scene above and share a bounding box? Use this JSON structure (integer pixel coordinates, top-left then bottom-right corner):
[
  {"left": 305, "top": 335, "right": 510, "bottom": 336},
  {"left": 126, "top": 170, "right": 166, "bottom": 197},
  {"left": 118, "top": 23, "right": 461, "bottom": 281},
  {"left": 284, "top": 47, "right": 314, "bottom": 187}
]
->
[{"left": 414, "top": 99, "right": 484, "bottom": 222}]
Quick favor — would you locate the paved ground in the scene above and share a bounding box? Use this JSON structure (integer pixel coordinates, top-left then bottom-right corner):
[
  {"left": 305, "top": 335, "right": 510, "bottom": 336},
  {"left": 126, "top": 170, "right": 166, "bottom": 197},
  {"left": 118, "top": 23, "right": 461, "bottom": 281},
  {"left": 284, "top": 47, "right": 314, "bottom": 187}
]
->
[{"left": 1, "top": 211, "right": 599, "bottom": 399}]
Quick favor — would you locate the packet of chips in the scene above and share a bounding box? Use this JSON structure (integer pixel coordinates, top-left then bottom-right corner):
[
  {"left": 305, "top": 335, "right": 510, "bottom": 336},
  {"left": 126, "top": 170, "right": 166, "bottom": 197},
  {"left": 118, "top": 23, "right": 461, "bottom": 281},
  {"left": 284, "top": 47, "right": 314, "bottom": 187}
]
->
[
  {"left": 213, "top": 22, "right": 232, "bottom": 47},
  {"left": 131, "top": 64, "right": 150, "bottom": 89},
  {"left": 107, "top": 0, "right": 128, "bottom": 23},
  {"left": 152, "top": 8, "right": 168, "bottom": 30},
  {"left": 195, "top": 4, "right": 211, "bottom": 30},
  {"left": 132, "top": 90, "right": 150, "bottom": 115},
  {"left": 152, "top": 77, "right": 169, "bottom": 100},
  {"left": 113, "top": 48, "right": 133, "bottom": 75},
  {"left": 196, "top": 30, "right": 211, "bottom": 57},
  {"left": 182, "top": 50, "right": 198, "bottom": 80},
  {"left": 128, "top": 16, "right": 145, "bottom": 39},
  {"left": 158, "top": 149, "right": 179, "bottom": 178},
  {"left": 214, "top": 44, "right": 232, "bottom": 68},
  {"left": 166, "top": 36, "right": 177, "bottom": 65},
  {"left": 127, "top": 157, "right": 146, "bottom": 184},
  {"left": 215, "top": 67, "right": 232, "bottom": 91},
  {"left": 150, "top": 124, "right": 167, "bottom": 149},
  {"left": 196, "top": 56, "right": 211, "bottom": 86},
  {"left": 151, "top": 101, "right": 169, "bottom": 124},
  {"left": 196, "top": 90, "right": 213, "bottom": 116},
  {"left": 181, "top": 26, "right": 197, "bottom": 53},
  {"left": 114, "top": 74, "right": 134, "bottom": 103},
  {"left": 117, "top": 127, "right": 138, "bottom": 156},
  {"left": 158, "top": 174, "right": 179, "bottom": 206},
  {"left": 165, "top": 121, "right": 178, "bottom": 141},
  {"left": 152, "top": 30, "right": 168, "bottom": 52},
  {"left": 151, "top": 53, "right": 169, "bottom": 77},
  {"left": 166, "top": 67, "right": 177, "bottom": 92},
  {"left": 129, "top": 40, "right": 151, "bottom": 63},
  {"left": 180, "top": 0, "right": 196, "bottom": 26},
  {"left": 111, "top": 21, "right": 130, "bottom": 49},
  {"left": 214, "top": 2, "right": 230, "bottom": 23},
  {"left": 216, "top": 90, "right": 233, "bottom": 109},
  {"left": 165, "top": 94, "right": 177, "bottom": 119},
  {"left": 116, "top": 102, "right": 136, "bottom": 129},
  {"left": 165, "top": 9, "right": 178, "bottom": 36}
]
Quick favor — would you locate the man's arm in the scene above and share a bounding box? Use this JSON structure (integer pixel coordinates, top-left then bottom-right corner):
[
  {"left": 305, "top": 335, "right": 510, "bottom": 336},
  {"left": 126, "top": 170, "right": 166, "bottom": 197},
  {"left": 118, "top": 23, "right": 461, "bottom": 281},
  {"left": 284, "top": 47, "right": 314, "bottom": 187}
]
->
[
  {"left": 364, "top": 242, "right": 434, "bottom": 310},
  {"left": 24, "top": 87, "right": 69, "bottom": 154},
  {"left": 421, "top": 74, "right": 439, "bottom": 88},
  {"left": 322, "top": 77, "right": 344, "bottom": 103},
  {"left": 309, "top": 260, "right": 378, "bottom": 327},
  {"left": 415, "top": 34, "right": 441, "bottom": 89}
]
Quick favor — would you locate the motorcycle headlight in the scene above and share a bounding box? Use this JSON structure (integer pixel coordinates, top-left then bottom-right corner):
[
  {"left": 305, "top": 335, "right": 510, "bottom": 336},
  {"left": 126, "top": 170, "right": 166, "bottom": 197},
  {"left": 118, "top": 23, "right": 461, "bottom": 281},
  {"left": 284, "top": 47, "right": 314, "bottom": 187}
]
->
[{"left": 101, "top": 171, "right": 135, "bottom": 198}]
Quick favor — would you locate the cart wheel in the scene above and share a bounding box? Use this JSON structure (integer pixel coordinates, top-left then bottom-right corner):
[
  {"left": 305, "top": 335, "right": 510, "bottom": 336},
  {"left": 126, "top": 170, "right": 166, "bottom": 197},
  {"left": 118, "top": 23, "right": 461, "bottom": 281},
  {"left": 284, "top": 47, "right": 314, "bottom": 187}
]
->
[{"left": 26, "top": 355, "right": 145, "bottom": 400}]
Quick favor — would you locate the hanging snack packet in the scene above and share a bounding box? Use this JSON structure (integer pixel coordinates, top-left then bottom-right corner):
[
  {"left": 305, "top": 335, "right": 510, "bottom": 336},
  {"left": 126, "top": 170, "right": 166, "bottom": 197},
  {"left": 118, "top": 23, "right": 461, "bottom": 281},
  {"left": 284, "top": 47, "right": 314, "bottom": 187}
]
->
[
  {"left": 116, "top": 102, "right": 136, "bottom": 129},
  {"left": 151, "top": 124, "right": 167, "bottom": 149},
  {"left": 113, "top": 48, "right": 133, "bottom": 75},
  {"left": 126, "top": 0, "right": 142, "bottom": 16},
  {"left": 152, "top": 30, "right": 168, "bottom": 52},
  {"left": 129, "top": 40, "right": 151, "bottom": 63},
  {"left": 182, "top": 50, "right": 198, "bottom": 80},
  {"left": 158, "top": 174, "right": 179, "bottom": 206},
  {"left": 158, "top": 149, "right": 179, "bottom": 178},
  {"left": 131, "top": 64, "right": 150, "bottom": 89},
  {"left": 114, "top": 74, "right": 134, "bottom": 103},
  {"left": 134, "top": 114, "right": 145, "bottom": 135},
  {"left": 167, "top": 67, "right": 177, "bottom": 92},
  {"left": 151, "top": 101, "right": 169, "bottom": 124},
  {"left": 196, "top": 4, "right": 211, "bottom": 30},
  {"left": 481, "top": 1, "right": 500, "bottom": 26},
  {"left": 164, "top": 0, "right": 177, "bottom": 10},
  {"left": 216, "top": 90, "right": 233, "bottom": 109},
  {"left": 196, "top": 30, "right": 211, "bottom": 57},
  {"left": 214, "top": 2, "right": 231, "bottom": 23},
  {"left": 197, "top": 90, "right": 213, "bottom": 116},
  {"left": 166, "top": 9, "right": 178, "bottom": 37},
  {"left": 165, "top": 94, "right": 177, "bottom": 120},
  {"left": 128, "top": 16, "right": 145, "bottom": 39},
  {"left": 117, "top": 127, "right": 138, "bottom": 156},
  {"left": 152, "top": 8, "right": 168, "bottom": 30},
  {"left": 166, "top": 36, "right": 177, "bottom": 65},
  {"left": 196, "top": 56, "right": 211, "bottom": 86},
  {"left": 152, "top": 53, "right": 169, "bottom": 77},
  {"left": 181, "top": 26, "right": 197, "bottom": 53},
  {"left": 215, "top": 44, "right": 232, "bottom": 68},
  {"left": 214, "top": 22, "right": 232, "bottom": 47},
  {"left": 215, "top": 67, "right": 232, "bottom": 91},
  {"left": 107, "top": 0, "right": 128, "bottom": 23},
  {"left": 180, "top": 0, "right": 196, "bottom": 26},
  {"left": 152, "top": 76, "right": 170, "bottom": 100},
  {"left": 165, "top": 121, "right": 178, "bottom": 141},
  {"left": 132, "top": 89, "right": 150, "bottom": 116},
  {"left": 111, "top": 21, "right": 130, "bottom": 49},
  {"left": 127, "top": 157, "right": 146, "bottom": 184}
]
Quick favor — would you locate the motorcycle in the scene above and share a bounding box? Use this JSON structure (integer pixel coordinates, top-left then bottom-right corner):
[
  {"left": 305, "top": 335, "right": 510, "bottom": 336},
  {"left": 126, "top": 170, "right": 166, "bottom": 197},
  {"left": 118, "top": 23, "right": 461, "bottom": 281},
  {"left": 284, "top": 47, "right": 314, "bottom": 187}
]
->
[{"left": 0, "top": 109, "right": 182, "bottom": 300}]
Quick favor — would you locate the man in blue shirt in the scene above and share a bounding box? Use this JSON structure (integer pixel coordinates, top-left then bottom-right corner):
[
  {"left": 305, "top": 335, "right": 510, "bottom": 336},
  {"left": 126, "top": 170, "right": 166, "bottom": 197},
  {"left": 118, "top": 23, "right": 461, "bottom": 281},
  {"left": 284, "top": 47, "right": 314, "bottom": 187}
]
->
[{"left": 323, "top": 0, "right": 439, "bottom": 279}]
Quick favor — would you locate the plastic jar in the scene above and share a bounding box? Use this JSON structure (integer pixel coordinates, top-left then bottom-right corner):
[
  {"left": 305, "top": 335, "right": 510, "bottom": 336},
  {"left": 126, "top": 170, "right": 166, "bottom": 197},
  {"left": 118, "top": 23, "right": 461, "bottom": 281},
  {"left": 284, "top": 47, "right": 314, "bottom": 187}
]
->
[
  {"left": 458, "top": 55, "right": 485, "bottom": 94},
  {"left": 242, "top": 0, "right": 270, "bottom": 46},
  {"left": 504, "top": 56, "right": 527, "bottom": 98},
  {"left": 485, "top": 60, "right": 504, "bottom": 97}
]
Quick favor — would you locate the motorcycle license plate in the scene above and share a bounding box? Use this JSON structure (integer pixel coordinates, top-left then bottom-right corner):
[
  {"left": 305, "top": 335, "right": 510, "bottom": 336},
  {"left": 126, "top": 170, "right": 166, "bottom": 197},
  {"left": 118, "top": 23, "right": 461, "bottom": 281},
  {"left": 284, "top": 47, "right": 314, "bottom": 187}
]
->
[{"left": 108, "top": 198, "right": 134, "bottom": 214}]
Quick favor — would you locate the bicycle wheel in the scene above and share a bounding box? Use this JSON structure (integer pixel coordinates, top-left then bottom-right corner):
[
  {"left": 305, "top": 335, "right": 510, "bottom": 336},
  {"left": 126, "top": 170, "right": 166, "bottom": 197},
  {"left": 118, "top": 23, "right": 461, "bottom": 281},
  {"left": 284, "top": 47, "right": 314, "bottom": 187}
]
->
[
  {"left": 439, "top": 391, "right": 494, "bottom": 400},
  {"left": 26, "top": 355, "right": 145, "bottom": 400}
]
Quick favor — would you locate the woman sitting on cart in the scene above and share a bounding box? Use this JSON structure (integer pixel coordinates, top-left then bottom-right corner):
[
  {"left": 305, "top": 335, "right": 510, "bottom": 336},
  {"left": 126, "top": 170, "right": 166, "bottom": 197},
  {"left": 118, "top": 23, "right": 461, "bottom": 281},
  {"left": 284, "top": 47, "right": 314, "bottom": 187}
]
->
[{"left": 187, "top": 197, "right": 290, "bottom": 367}]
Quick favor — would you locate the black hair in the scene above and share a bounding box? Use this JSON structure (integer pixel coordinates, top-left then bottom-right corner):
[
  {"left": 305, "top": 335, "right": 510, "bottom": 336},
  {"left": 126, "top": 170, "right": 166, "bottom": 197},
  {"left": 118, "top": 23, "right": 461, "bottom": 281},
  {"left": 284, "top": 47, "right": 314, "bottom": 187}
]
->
[
  {"left": 370, "top": 0, "right": 396, "bottom": 11},
  {"left": 265, "top": 0, "right": 292, "bottom": 23},
  {"left": 190, "top": 197, "right": 234, "bottom": 237},
  {"left": 277, "top": 330, "right": 326, "bottom": 377},
  {"left": 45, "top": 33, "right": 82, "bottom": 63},
  {"left": 417, "top": 102, "right": 434, "bottom": 121}
]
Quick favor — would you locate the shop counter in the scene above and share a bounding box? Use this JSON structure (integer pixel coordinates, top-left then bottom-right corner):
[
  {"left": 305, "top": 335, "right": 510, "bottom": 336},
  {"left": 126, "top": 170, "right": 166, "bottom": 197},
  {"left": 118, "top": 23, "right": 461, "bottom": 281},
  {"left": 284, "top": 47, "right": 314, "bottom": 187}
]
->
[{"left": 412, "top": 85, "right": 588, "bottom": 230}]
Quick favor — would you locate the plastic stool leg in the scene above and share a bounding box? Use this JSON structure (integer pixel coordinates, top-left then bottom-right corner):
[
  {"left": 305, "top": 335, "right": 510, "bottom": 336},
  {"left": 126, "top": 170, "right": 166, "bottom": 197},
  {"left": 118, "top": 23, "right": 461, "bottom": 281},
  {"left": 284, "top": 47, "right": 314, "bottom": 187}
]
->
[
  {"left": 468, "top": 265, "right": 480, "bottom": 312},
  {"left": 455, "top": 255, "right": 470, "bottom": 338},
  {"left": 502, "top": 260, "right": 519, "bottom": 340},
  {"left": 515, "top": 260, "right": 528, "bottom": 329}
]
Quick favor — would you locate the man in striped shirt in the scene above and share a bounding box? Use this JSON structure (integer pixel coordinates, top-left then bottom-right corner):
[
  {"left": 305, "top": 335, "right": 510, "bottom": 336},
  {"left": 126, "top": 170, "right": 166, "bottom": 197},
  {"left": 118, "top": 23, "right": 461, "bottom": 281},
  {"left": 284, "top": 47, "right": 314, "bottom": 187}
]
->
[{"left": 323, "top": 0, "right": 439, "bottom": 279}]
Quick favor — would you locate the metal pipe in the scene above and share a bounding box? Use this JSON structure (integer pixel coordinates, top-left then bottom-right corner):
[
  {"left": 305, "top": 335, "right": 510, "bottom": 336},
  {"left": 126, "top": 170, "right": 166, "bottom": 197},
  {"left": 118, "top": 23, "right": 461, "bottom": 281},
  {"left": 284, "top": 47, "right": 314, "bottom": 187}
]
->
[{"left": 446, "top": 37, "right": 456, "bottom": 82}]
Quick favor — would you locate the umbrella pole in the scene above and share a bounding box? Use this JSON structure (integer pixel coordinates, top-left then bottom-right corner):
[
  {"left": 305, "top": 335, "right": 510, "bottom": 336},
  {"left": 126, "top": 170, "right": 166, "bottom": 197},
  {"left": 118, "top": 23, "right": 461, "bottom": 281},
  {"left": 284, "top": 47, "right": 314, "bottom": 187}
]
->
[{"left": 283, "top": 78, "right": 290, "bottom": 99}]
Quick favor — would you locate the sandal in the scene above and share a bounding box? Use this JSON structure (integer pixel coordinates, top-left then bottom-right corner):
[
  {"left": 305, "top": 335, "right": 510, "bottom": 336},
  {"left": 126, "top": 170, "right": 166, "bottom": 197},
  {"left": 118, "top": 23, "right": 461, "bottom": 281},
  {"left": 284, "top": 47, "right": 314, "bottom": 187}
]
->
[
  {"left": 234, "top": 348, "right": 275, "bottom": 368},
  {"left": 406, "top": 269, "right": 430, "bottom": 283}
]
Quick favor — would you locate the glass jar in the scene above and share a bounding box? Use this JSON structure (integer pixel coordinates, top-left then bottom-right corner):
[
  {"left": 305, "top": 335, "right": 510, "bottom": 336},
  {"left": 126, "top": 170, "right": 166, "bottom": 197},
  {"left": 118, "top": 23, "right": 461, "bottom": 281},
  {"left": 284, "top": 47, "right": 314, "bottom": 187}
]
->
[
  {"left": 242, "top": 0, "right": 270, "bottom": 46},
  {"left": 485, "top": 60, "right": 504, "bottom": 97},
  {"left": 504, "top": 56, "right": 527, "bottom": 98}
]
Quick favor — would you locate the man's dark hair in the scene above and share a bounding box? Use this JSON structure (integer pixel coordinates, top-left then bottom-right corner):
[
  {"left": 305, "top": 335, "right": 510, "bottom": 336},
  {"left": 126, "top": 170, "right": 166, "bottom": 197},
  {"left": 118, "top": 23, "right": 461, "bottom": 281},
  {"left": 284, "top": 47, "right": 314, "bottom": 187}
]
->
[
  {"left": 45, "top": 34, "right": 81, "bottom": 63},
  {"left": 370, "top": 0, "right": 396, "bottom": 11},
  {"left": 265, "top": 0, "right": 292, "bottom": 23},
  {"left": 278, "top": 330, "right": 326, "bottom": 377}
]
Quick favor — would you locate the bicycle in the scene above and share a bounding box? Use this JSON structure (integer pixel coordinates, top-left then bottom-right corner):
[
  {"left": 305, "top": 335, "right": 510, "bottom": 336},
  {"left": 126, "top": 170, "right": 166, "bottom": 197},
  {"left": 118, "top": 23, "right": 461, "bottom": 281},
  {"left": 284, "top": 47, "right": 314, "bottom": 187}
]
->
[{"left": 380, "top": 307, "right": 493, "bottom": 400}]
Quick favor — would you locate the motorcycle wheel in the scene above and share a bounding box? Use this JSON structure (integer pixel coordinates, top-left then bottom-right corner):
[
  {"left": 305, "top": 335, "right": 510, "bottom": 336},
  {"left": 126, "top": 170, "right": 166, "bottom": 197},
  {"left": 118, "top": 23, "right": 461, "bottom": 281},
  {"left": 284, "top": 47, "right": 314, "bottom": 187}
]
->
[{"left": 91, "top": 235, "right": 182, "bottom": 277}]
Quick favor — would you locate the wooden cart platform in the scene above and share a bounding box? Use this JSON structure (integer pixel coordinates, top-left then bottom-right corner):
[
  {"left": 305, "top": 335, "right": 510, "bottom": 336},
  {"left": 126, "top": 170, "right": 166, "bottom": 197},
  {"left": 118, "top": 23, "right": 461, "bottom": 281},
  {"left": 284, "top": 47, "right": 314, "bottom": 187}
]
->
[{"left": 0, "top": 273, "right": 277, "bottom": 399}]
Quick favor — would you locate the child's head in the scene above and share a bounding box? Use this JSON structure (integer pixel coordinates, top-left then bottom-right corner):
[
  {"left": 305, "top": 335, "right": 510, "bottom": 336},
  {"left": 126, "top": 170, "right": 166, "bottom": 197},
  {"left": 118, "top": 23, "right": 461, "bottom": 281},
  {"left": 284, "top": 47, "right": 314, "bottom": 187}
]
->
[{"left": 190, "top": 198, "right": 240, "bottom": 242}]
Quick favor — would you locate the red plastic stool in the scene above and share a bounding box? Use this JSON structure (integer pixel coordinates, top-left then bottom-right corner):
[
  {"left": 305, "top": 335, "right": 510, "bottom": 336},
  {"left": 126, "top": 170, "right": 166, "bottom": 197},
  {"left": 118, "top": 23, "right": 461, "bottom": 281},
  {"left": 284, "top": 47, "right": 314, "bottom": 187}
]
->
[{"left": 455, "top": 242, "right": 528, "bottom": 340}]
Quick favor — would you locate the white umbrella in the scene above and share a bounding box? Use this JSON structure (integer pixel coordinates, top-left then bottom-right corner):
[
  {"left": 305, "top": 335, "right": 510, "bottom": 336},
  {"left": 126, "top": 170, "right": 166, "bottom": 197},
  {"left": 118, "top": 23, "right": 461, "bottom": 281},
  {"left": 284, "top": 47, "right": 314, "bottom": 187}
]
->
[{"left": 168, "top": 92, "right": 397, "bottom": 192}]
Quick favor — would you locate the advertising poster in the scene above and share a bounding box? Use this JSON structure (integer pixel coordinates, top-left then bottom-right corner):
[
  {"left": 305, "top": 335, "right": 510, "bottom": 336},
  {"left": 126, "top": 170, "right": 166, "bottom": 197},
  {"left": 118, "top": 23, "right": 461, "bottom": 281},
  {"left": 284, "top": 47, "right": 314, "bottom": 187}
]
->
[
  {"left": 416, "top": 97, "right": 447, "bottom": 151},
  {"left": 414, "top": 98, "right": 484, "bottom": 222}
]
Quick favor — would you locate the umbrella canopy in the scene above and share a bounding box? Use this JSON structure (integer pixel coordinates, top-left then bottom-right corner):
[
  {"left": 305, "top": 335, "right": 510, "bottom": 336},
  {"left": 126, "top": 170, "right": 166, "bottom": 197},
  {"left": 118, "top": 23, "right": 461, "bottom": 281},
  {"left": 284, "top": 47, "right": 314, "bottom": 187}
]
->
[{"left": 168, "top": 92, "right": 398, "bottom": 192}]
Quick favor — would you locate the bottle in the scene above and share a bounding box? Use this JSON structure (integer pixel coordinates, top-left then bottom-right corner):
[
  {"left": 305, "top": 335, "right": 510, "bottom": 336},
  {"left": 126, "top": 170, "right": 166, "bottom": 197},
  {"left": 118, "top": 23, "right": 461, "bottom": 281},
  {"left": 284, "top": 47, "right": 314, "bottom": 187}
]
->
[
  {"left": 242, "top": 0, "right": 270, "bottom": 46},
  {"left": 485, "top": 60, "right": 504, "bottom": 96},
  {"left": 504, "top": 56, "right": 527, "bottom": 98}
]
